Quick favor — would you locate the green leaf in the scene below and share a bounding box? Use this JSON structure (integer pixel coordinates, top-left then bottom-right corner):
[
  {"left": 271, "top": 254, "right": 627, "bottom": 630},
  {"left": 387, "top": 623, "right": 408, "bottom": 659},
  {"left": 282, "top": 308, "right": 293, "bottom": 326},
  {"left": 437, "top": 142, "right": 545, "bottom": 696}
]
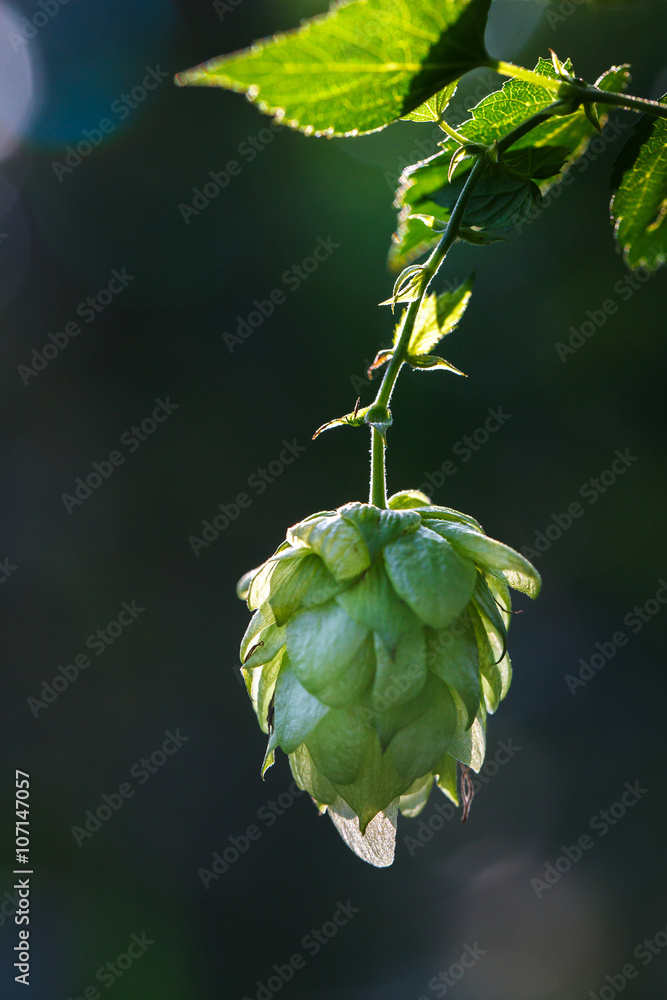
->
[
  {"left": 387, "top": 489, "right": 432, "bottom": 509},
  {"left": 240, "top": 604, "right": 275, "bottom": 661},
  {"left": 457, "top": 226, "right": 508, "bottom": 245},
  {"left": 247, "top": 649, "right": 284, "bottom": 734},
  {"left": 237, "top": 566, "right": 260, "bottom": 601},
  {"left": 336, "top": 558, "right": 421, "bottom": 649},
  {"left": 367, "top": 660, "right": 433, "bottom": 749},
  {"left": 338, "top": 502, "right": 421, "bottom": 560},
  {"left": 446, "top": 690, "right": 486, "bottom": 771},
  {"left": 428, "top": 162, "right": 542, "bottom": 229},
  {"left": 611, "top": 96, "right": 667, "bottom": 271},
  {"left": 286, "top": 602, "right": 375, "bottom": 707},
  {"left": 485, "top": 62, "right": 631, "bottom": 186},
  {"left": 401, "top": 81, "right": 458, "bottom": 123},
  {"left": 312, "top": 405, "right": 370, "bottom": 439},
  {"left": 241, "top": 619, "right": 286, "bottom": 670},
  {"left": 333, "top": 733, "right": 409, "bottom": 833},
  {"left": 273, "top": 656, "right": 330, "bottom": 753},
  {"left": 403, "top": 273, "right": 474, "bottom": 355},
  {"left": 373, "top": 277, "right": 473, "bottom": 378},
  {"left": 419, "top": 505, "right": 483, "bottom": 531},
  {"left": 260, "top": 733, "right": 277, "bottom": 778},
  {"left": 391, "top": 156, "right": 542, "bottom": 267},
  {"left": 407, "top": 354, "right": 466, "bottom": 375},
  {"left": 289, "top": 513, "right": 371, "bottom": 581},
  {"left": 306, "top": 706, "right": 373, "bottom": 784},
  {"left": 435, "top": 754, "right": 459, "bottom": 804},
  {"left": 426, "top": 610, "right": 480, "bottom": 728},
  {"left": 467, "top": 604, "right": 508, "bottom": 713},
  {"left": 386, "top": 674, "right": 457, "bottom": 783},
  {"left": 246, "top": 544, "right": 305, "bottom": 610},
  {"left": 268, "top": 552, "right": 343, "bottom": 625},
  {"left": 380, "top": 264, "right": 428, "bottom": 307},
  {"left": 471, "top": 573, "right": 509, "bottom": 665},
  {"left": 390, "top": 58, "right": 631, "bottom": 267},
  {"left": 371, "top": 629, "right": 428, "bottom": 711},
  {"left": 313, "top": 404, "right": 393, "bottom": 440},
  {"left": 175, "top": 0, "right": 492, "bottom": 137},
  {"left": 289, "top": 743, "right": 338, "bottom": 804},
  {"left": 427, "top": 520, "right": 541, "bottom": 597},
  {"left": 398, "top": 773, "right": 435, "bottom": 816},
  {"left": 384, "top": 525, "right": 477, "bottom": 628}
]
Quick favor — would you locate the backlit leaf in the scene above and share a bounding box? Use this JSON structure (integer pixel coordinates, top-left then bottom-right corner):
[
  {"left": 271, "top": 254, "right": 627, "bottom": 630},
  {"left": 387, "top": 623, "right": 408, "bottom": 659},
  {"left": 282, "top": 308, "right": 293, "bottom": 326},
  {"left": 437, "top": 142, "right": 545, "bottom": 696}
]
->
[
  {"left": 390, "top": 58, "right": 631, "bottom": 267},
  {"left": 176, "top": 0, "right": 492, "bottom": 137},
  {"left": 610, "top": 96, "right": 667, "bottom": 271}
]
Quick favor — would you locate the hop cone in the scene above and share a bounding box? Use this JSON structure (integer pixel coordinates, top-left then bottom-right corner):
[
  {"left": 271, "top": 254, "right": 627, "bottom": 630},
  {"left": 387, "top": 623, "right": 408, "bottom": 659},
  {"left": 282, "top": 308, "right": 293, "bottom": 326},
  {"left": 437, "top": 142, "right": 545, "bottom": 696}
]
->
[{"left": 237, "top": 490, "right": 540, "bottom": 866}]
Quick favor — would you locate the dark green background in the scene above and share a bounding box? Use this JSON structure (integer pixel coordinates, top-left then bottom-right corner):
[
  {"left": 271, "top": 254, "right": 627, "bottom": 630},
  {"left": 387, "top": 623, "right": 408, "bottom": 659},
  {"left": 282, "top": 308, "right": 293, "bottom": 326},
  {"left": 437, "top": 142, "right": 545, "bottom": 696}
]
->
[{"left": 1, "top": 0, "right": 666, "bottom": 997}]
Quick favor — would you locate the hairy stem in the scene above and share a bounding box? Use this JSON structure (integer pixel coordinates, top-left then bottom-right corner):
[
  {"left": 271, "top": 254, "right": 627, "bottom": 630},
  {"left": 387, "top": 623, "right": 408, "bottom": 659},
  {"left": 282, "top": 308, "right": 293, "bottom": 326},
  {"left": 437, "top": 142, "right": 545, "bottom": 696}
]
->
[
  {"left": 367, "top": 101, "right": 572, "bottom": 507},
  {"left": 491, "top": 59, "right": 667, "bottom": 120},
  {"left": 367, "top": 156, "right": 487, "bottom": 506},
  {"left": 374, "top": 154, "right": 489, "bottom": 415},
  {"left": 369, "top": 428, "right": 387, "bottom": 507},
  {"left": 575, "top": 86, "right": 667, "bottom": 120},
  {"left": 438, "top": 118, "right": 471, "bottom": 145}
]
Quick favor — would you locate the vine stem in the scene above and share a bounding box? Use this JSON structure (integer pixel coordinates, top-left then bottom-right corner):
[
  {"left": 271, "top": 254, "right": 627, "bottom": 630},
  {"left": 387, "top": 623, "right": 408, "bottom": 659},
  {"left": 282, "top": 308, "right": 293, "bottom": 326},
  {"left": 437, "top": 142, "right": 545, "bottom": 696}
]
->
[
  {"left": 368, "top": 156, "right": 487, "bottom": 507},
  {"left": 575, "top": 86, "right": 667, "bottom": 121},
  {"left": 491, "top": 59, "right": 667, "bottom": 121},
  {"left": 367, "top": 101, "right": 569, "bottom": 507},
  {"left": 369, "top": 428, "right": 387, "bottom": 507}
]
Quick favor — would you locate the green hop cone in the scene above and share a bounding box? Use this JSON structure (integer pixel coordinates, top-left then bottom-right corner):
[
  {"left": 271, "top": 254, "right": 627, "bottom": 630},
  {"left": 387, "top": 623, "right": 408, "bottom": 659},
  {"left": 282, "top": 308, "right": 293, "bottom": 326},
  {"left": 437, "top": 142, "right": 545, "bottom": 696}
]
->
[{"left": 237, "top": 490, "right": 540, "bottom": 867}]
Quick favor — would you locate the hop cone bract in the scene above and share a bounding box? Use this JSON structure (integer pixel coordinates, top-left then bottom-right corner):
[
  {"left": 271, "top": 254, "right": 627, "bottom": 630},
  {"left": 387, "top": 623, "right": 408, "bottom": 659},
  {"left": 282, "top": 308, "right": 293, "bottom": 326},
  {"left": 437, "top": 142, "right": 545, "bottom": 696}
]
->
[{"left": 238, "top": 490, "right": 540, "bottom": 866}]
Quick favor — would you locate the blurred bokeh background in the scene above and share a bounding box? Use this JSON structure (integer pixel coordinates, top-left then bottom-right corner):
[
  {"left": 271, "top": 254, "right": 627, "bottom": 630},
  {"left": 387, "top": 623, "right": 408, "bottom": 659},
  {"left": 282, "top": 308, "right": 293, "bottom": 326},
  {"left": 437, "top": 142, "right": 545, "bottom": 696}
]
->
[{"left": 1, "top": 0, "right": 666, "bottom": 997}]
